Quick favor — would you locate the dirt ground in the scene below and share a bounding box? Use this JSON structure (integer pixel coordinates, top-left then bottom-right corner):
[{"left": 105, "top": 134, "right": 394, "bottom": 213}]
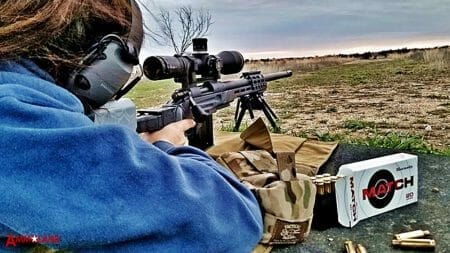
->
[
  {"left": 268, "top": 75, "right": 450, "bottom": 149},
  {"left": 215, "top": 52, "right": 450, "bottom": 152}
]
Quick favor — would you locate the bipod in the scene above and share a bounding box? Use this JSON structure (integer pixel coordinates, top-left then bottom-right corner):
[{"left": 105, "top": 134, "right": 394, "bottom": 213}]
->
[{"left": 233, "top": 94, "right": 279, "bottom": 132}]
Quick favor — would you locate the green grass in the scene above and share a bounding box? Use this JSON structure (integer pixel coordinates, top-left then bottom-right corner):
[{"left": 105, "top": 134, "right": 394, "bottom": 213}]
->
[
  {"left": 269, "top": 58, "right": 448, "bottom": 94},
  {"left": 342, "top": 119, "right": 394, "bottom": 131},
  {"left": 218, "top": 119, "right": 282, "bottom": 133},
  {"left": 343, "top": 119, "right": 372, "bottom": 131},
  {"left": 351, "top": 132, "right": 433, "bottom": 153},
  {"left": 292, "top": 129, "right": 449, "bottom": 155},
  {"left": 354, "top": 132, "right": 450, "bottom": 156},
  {"left": 218, "top": 121, "right": 249, "bottom": 132},
  {"left": 125, "top": 79, "right": 178, "bottom": 109}
]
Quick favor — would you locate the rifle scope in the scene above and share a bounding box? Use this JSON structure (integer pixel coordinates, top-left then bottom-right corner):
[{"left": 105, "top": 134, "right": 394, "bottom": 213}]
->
[{"left": 143, "top": 38, "right": 244, "bottom": 81}]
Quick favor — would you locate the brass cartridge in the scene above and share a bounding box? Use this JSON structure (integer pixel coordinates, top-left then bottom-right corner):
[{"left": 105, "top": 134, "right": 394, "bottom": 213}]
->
[
  {"left": 344, "top": 240, "right": 357, "bottom": 253},
  {"left": 355, "top": 244, "right": 367, "bottom": 253},
  {"left": 323, "top": 177, "right": 332, "bottom": 193},
  {"left": 392, "top": 238, "right": 436, "bottom": 249},
  {"left": 315, "top": 179, "right": 325, "bottom": 195},
  {"left": 394, "top": 230, "right": 431, "bottom": 240},
  {"left": 330, "top": 176, "right": 338, "bottom": 190}
]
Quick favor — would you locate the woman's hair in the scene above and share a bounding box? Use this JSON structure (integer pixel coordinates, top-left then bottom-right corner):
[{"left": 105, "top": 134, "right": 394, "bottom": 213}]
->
[{"left": 0, "top": 0, "right": 133, "bottom": 84}]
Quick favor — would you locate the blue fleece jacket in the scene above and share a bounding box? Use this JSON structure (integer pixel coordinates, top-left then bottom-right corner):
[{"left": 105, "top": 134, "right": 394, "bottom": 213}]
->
[{"left": 0, "top": 60, "right": 262, "bottom": 252}]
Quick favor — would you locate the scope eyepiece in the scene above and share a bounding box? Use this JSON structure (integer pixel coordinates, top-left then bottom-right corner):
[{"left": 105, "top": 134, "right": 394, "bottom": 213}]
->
[{"left": 143, "top": 55, "right": 192, "bottom": 80}]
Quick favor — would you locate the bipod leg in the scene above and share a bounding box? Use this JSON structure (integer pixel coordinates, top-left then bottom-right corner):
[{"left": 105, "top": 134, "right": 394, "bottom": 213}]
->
[
  {"left": 247, "top": 99, "right": 255, "bottom": 119},
  {"left": 260, "top": 96, "right": 278, "bottom": 120},
  {"left": 233, "top": 97, "right": 251, "bottom": 132},
  {"left": 257, "top": 96, "right": 279, "bottom": 131},
  {"left": 234, "top": 98, "right": 241, "bottom": 121},
  {"left": 234, "top": 107, "right": 247, "bottom": 131}
]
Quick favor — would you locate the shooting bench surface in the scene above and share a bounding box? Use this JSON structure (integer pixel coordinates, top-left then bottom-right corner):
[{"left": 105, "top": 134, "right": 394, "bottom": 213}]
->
[{"left": 272, "top": 144, "right": 450, "bottom": 253}]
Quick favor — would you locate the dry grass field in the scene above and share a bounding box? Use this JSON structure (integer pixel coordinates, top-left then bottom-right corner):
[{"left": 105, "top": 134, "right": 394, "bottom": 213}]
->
[{"left": 129, "top": 47, "right": 450, "bottom": 155}]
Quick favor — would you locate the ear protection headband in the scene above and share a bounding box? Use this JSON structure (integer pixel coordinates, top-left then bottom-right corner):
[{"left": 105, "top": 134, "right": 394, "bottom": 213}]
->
[{"left": 67, "top": 0, "right": 144, "bottom": 108}]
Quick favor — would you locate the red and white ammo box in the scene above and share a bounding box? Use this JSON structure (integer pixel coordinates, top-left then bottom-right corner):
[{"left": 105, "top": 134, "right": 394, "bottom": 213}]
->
[{"left": 335, "top": 153, "right": 418, "bottom": 227}]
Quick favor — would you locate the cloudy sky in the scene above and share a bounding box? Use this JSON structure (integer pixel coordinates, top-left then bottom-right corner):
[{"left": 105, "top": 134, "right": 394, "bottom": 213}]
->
[{"left": 139, "top": 0, "right": 450, "bottom": 59}]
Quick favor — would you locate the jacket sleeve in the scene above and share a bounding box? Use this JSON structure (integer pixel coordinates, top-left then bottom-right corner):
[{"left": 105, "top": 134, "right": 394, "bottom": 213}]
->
[{"left": 0, "top": 123, "right": 263, "bottom": 253}]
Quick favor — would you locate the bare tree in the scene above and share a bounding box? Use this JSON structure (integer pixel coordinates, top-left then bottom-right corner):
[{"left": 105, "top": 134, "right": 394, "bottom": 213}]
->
[{"left": 144, "top": 5, "right": 213, "bottom": 54}]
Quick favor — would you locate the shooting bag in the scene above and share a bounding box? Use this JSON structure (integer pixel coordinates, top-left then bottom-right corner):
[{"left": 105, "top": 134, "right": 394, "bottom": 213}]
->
[
  {"left": 207, "top": 118, "right": 337, "bottom": 251},
  {"left": 217, "top": 150, "right": 316, "bottom": 246},
  {"left": 208, "top": 118, "right": 337, "bottom": 176}
]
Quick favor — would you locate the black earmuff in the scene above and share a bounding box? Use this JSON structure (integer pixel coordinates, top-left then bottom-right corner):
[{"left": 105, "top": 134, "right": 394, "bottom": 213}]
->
[{"left": 67, "top": 0, "right": 143, "bottom": 109}]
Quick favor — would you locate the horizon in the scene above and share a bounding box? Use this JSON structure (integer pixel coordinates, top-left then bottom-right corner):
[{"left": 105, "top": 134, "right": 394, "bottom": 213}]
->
[
  {"left": 141, "top": 38, "right": 450, "bottom": 60},
  {"left": 242, "top": 39, "right": 450, "bottom": 59}
]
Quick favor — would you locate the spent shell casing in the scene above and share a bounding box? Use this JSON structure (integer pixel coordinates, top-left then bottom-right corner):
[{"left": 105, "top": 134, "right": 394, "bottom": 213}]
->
[
  {"left": 394, "top": 230, "right": 431, "bottom": 240},
  {"left": 355, "top": 244, "right": 367, "bottom": 253},
  {"left": 392, "top": 239, "right": 436, "bottom": 249},
  {"left": 324, "top": 177, "right": 332, "bottom": 193},
  {"left": 344, "top": 240, "right": 357, "bottom": 253},
  {"left": 315, "top": 179, "right": 325, "bottom": 195}
]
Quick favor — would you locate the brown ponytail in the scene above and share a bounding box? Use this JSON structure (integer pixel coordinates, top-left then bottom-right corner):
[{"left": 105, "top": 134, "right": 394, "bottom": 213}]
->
[{"left": 0, "top": 0, "right": 133, "bottom": 83}]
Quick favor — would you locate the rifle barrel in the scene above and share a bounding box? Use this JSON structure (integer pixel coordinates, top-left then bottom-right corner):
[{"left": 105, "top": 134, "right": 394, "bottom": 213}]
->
[
  {"left": 263, "top": 70, "right": 293, "bottom": 82},
  {"left": 212, "top": 70, "right": 293, "bottom": 91}
]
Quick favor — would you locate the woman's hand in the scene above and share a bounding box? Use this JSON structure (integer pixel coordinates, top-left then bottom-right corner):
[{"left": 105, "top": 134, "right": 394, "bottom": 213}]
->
[{"left": 140, "top": 119, "right": 196, "bottom": 146}]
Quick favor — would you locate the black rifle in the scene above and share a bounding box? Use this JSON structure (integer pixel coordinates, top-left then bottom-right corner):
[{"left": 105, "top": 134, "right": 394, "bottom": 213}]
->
[
  {"left": 135, "top": 38, "right": 292, "bottom": 150},
  {"left": 136, "top": 70, "right": 292, "bottom": 150}
]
